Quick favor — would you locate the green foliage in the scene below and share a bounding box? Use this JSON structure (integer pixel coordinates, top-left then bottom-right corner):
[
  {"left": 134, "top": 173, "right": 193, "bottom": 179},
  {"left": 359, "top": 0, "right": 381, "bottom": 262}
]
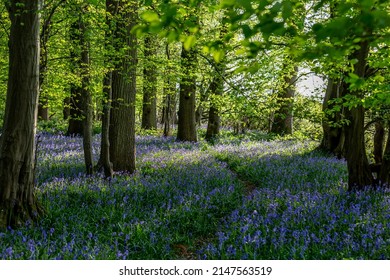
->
[
  {"left": 0, "top": 0, "right": 389, "bottom": 162},
  {"left": 0, "top": 3, "right": 9, "bottom": 124}
]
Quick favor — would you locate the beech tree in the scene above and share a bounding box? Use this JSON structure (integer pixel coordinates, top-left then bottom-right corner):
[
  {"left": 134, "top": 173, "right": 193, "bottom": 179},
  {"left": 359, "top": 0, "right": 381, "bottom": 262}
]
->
[
  {"left": 320, "top": 78, "right": 345, "bottom": 158},
  {"left": 177, "top": 44, "right": 198, "bottom": 142},
  {"left": 98, "top": 0, "right": 114, "bottom": 178},
  {"left": 205, "top": 62, "right": 225, "bottom": 141},
  {"left": 78, "top": 4, "right": 94, "bottom": 175},
  {"left": 108, "top": 0, "right": 137, "bottom": 173},
  {"left": 161, "top": 43, "right": 178, "bottom": 137},
  {"left": 271, "top": 64, "right": 298, "bottom": 135},
  {"left": 343, "top": 39, "right": 374, "bottom": 190},
  {"left": 0, "top": 0, "right": 43, "bottom": 228},
  {"left": 67, "top": 17, "right": 84, "bottom": 136},
  {"left": 141, "top": 35, "right": 158, "bottom": 130}
]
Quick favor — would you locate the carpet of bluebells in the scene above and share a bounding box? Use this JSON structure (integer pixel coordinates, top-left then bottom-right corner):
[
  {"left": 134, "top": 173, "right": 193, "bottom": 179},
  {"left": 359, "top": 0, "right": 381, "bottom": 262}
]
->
[{"left": 1, "top": 132, "right": 390, "bottom": 260}]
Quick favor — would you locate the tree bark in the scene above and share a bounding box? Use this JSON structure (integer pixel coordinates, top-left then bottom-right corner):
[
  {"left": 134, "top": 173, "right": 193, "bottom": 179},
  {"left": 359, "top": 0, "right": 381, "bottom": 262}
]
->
[
  {"left": 344, "top": 40, "right": 373, "bottom": 191},
  {"left": 162, "top": 89, "right": 174, "bottom": 137},
  {"left": 100, "top": 71, "right": 114, "bottom": 178},
  {"left": 38, "top": 9, "right": 50, "bottom": 121},
  {"left": 379, "top": 125, "right": 390, "bottom": 186},
  {"left": 97, "top": 0, "right": 114, "bottom": 178},
  {"left": 320, "top": 78, "right": 345, "bottom": 158},
  {"left": 373, "top": 120, "right": 384, "bottom": 165},
  {"left": 205, "top": 67, "right": 224, "bottom": 141},
  {"left": 0, "top": 0, "right": 43, "bottom": 229},
  {"left": 108, "top": 0, "right": 137, "bottom": 173},
  {"left": 205, "top": 24, "right": 227, "bottom": 141},
  {"left": 141, "top": 35, "right": 157, "bottom": 130},
  {"left": 271, "top": 65, "right": 297, "bottom": 135},
  {"left": 195, "top": 85, "right": 208, "bottom": 126},
  {"left": 177, "top": 45, "right": 197, "bottom": 142},
  {"left": 38, "top": 101, "right": 49, "bottom": 121},
  {"left": 162, "top": 44, "right": 177, "bottom": 137},
  {"left": 67, "top": 19, "right": 83, "bottom": 136},
  {"left": 63, "top": 97, "right": 71, "bottom": 120},
  {"left": 78, "top": 9, "right": 93, "bottom": 175}
]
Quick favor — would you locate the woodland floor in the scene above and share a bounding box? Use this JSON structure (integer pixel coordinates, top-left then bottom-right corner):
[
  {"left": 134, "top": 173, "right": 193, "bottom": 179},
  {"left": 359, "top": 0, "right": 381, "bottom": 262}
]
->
[{"left": 1, "top": 131, "right": 390, "bottom": 259}]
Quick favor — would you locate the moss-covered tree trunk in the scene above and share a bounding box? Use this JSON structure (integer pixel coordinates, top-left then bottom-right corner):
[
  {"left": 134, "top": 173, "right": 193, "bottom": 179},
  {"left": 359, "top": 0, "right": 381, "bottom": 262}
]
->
[{"left": 0, "top": 0, "right": 43, "bottom": 229}]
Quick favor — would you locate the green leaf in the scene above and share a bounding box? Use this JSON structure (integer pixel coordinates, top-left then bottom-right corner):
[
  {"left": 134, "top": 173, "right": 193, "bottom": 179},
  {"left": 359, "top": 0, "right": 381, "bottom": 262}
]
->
[
  {"left": 282, "top": 1, "right": 293, "bottom": 20},
  {"left": 87, "top": 0, "right": 99, "bottom": 5},
  {"left": 141, "top": 11, "right": 160, "bottom": 23},
  {"left": 212, "top": 49, "right": 225, "bottom": 63},
  {"left": 241, "top": 25, "right": 253, "bottom": 38},
  {"left": 236, "top": 0, "right": 253, "bottom": 11},
  {"left": 184, "top": 35, "right": 196, "bottom": 51},
  {"left": 167, "top": 31, "right": 179, "bottom": 43},
  {"left": 348, "top": 73, "right": 359, "bottom": 80},
  {"left": 373, "top": 75, "right": 385, "bottom": 83},
  {"left": 221, "top": 0, "right": 236, "bottom": 7}
]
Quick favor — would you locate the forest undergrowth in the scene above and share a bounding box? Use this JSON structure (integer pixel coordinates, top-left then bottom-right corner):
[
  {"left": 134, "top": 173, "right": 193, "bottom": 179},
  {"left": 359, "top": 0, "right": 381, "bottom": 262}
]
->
[{"left": 1, "top": 131, "right": 390, "bottom": 260}]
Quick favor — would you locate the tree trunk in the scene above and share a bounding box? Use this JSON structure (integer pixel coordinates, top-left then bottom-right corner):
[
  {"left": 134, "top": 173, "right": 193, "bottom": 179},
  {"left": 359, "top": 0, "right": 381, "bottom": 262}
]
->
[
  {"left": 0, "top": 0, "right": 43, "bottom": 229},
  {"left": 99, "top": 71, "right": 114, "bottom": 178},
  {"left": 373, "top": 120, "right": 384, "bottom": 165},
  {"left": 205, "top": 24, "right": 228, "bottom": 141},
  {"left": 67, "top": 19, "right": 83, "bottom": 136},
  {"left": 63, "top": 97, "right": 71, "bottom": 120},
  {"left": 379, "top": 125, "right": 390, "bottom": 186},
  {"left": 320, "top": 78, "right": 345, "bottom": 158},
  {"left": 195, "top": 85, "right": 208, "bottom": 126},
  {"left": 344, "top": 40, "right": 373, "bottom": 191},
  {"left": 205, "top": 68, "right": 224, "bottom": 141},
  {"left": 141, "top": 35, "right": 157, "bottom": 130},
  {"left": 177, "top": 45, "right": 197, "bottom": 142},
  {"left": 38, "top": 9, "right": 50, "bottom": 122},
  {"left": 38, "top": 11, "right": 49, "bottom": 121},
  {"left": 97, "top": 0, "right": 114, "bottom": 178},
  {"left": 38, "top": 101, "right": 49, "bottom": 121},
  {"left": 108, "top": 0, "right": 137, "bottom": 173},
  {"left": 162, "top": 44, "right": 177, "bottom": 137},
  {"left": 78, "top": 9, "right": 93, "bottom": 175},
  {"left": 162, "top": 91, "right": 172, "bottom": 137},
  {"left": 67, "top": 88, "right": 83, "bottom": 136},
  {"left": 271, "top": 65, "right": 297, "bottom": 135}
]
